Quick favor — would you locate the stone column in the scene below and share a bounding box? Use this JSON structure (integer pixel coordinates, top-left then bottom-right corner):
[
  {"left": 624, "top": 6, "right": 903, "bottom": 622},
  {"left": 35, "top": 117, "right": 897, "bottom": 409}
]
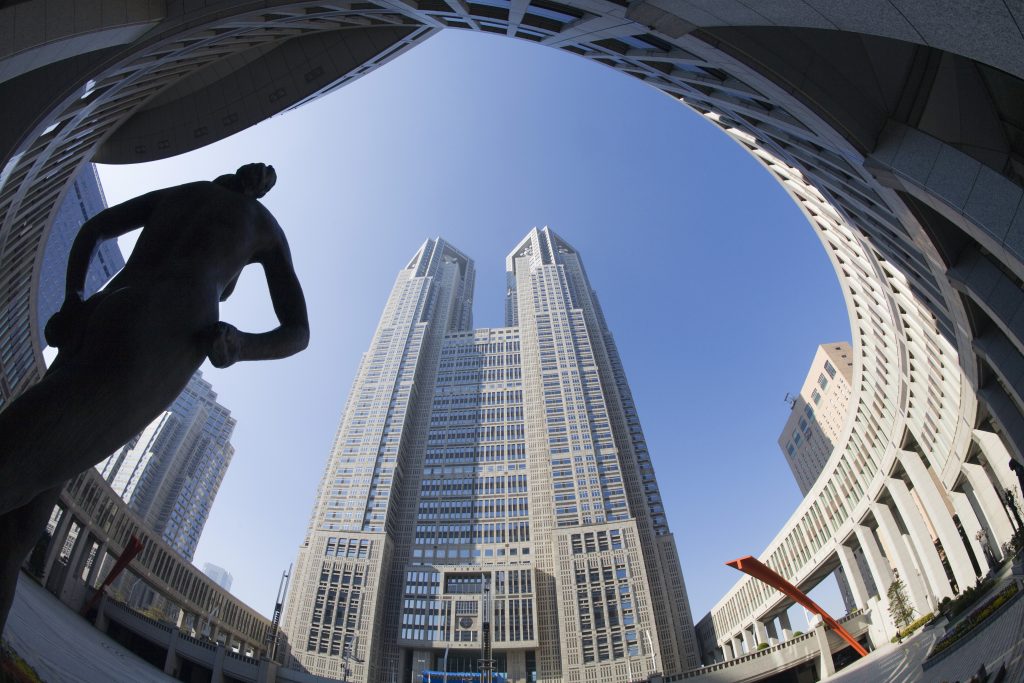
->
[
  {"left": 898, "top": 451, "right": 976, "bottom": 592},
  {"left": 885, "top": 478, "right": 953, "bottom": 600},
  {"left": 732, "top": 635, "right": 744, "bottom": 657},
  {"left": 742, "top": 625, "right": 756, "bottom": 653},
  {"left": 753, "top": 620, "right": 768, "bottom": 648},
  {"left": 814, "top": 622, "right": 835, "bottom": 680},
  {"left": 59, "top": 527, "right": 92, "bottom": 603},
  {"left": 765, "top": 619, "right": 780, "bottom": 646},
  {"left": 854, "top": 525, "right": 894, "bottom": 607},
  {"left": 164, "top": 627, "right": 180, "bottom": 676},
  {"left": 962, "top": 463, "right": 1015, "bottom": 549},
  {"left": 870, "top": 503, "right": 933, "bottom": 612},
  {"left": 211, "top": 642, "right": 225, "bottom": 683},
  {"left": 973, "top": 430, "right": 1022, "bottom": 500},
  {"left": 950, "top": 490, "right": 990, "bottom": 575},
  {"left": 778, "top": 610, "right": 793, "bottom": 640},
  {"left": 41, "top": 508, "right": 72, "bottom": 582},
  {"left": 85, "top": 541, "right": 108, "bottom": 587},
  {"left": 836, "top": 545, "right": 872, "bottom": 609}
]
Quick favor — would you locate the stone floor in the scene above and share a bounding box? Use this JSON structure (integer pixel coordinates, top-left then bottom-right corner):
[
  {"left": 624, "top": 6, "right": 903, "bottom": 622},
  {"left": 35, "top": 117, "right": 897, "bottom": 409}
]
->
[
  {"left": 831, "top": 582, "right": 1024, "bottom": 683},
  {"left": 4, "top": 570, "right": 1024, "bottom": 682},
  {"left": 2, "top": 574, "right": 176, "bottom": 683}
]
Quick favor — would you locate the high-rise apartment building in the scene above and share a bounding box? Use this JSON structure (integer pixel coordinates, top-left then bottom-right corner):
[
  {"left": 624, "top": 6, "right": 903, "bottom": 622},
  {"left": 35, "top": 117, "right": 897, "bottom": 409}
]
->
[
  {"left": 282, "top": 229, "right": 698, "bottom": 683},
  {"left": 777, "top": 343, "right": 854, "bottom": 495},
  {"left": 96, "top": 370, "right": 236, "bottom": 560},
  {"left": 37, "top": 164, "right": 125, "bottom": 346}
]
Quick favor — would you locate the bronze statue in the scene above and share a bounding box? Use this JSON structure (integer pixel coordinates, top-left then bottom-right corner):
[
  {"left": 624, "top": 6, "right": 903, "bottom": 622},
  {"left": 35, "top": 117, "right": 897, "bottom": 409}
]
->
[{"left": 0, "top": 163, "right": 309, "bottom": 632}]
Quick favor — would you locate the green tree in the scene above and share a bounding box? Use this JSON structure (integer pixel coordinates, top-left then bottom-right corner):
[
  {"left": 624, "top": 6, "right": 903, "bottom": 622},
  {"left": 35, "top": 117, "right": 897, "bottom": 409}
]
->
[{"left": 887, "top": 574, "right": 915, "bottom": 641}]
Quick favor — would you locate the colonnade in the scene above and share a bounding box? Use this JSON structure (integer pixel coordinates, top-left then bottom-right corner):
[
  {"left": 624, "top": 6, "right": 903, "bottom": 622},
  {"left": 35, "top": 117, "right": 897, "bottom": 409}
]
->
[{"left": 712, "top": 427, "right": 1022, "bottom": 663}]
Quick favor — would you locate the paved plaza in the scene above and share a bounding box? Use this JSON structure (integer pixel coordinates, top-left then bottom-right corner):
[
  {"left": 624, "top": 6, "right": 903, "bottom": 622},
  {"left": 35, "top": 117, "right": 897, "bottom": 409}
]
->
[
  {"left": 3, "top": 575, "right": 176, "bottom": 683},
  {"left": 4, "top": 570, "right": 1024, "bottom": 682},
  {"left": 832, "top": 585, "right": 1024, "bottom": 683}
]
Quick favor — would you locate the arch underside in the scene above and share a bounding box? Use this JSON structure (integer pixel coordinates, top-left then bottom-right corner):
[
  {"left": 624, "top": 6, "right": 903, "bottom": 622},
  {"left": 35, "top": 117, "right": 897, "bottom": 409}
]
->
[{"left": 1, "top": 0, "right": 1023, "bottom": 676}]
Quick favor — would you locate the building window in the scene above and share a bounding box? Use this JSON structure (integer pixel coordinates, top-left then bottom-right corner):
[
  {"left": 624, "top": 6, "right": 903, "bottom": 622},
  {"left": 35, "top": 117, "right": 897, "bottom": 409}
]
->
[{"left": 824, "top": 360, "right": 836, "bottom": 378}]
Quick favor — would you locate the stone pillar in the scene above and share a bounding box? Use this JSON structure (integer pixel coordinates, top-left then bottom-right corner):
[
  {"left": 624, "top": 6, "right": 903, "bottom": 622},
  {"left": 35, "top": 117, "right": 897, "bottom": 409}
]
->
[
  {"left": 870, "top": 503, "right": 933, "bottom": 612},
  {"left": 742, "top": 625, "right": 756, "bottom": 653},
  {"left": 164, "top": 628, "right": 180, "bottom": 676},
  {"left": 765, "top": 619, "right": 780, "bottom": 646},
  {"left": 41, "top": 509, "right": 72, "bottom": 582},
  {"left": 950, "top": 490, "right": 990, "bottom": 575},
  {"left": 211, "top": 642, "right": 225, "bottom": 683},
  {"left": 732, "top": 635, "right": 744, "bottom": 657},
  {"left": 854, "top": 525, "right": 894, "bottom": 609},
  {"left": 722, "top": 640, "right": 733, "bottom": 660},
  {"left": 814, "top": 622, "right": 835, "bottom": 680},
  {"left": 85, "top": 541, "right": 108, "bottom": 587},
  {"left": 973, "top": 430, "right": 1023, "bottom": 500},
  {"left": 59, "top": 527, "right": 91, "bottom": 603},
  {"left": 898, "top": 451, "right": 976, "bottom": 592},
  {"left": 257, "top": 658, "right": 279, "bottom": 683},
  {"left": 95, "top": 593, "right": 110, "bottom": 633},
  {"left": 962, "top": 463, "right": 1016, "bottom": 549},
  {"left": 752, "top": 620, "right": 768, "bottom": 648},
  {"left": 778, "top": 610, "right": 793, "bottom": 640},
  {"left": 836, "top": 545, "right": 872, "bottom": 609},
  {"left": 865, "top": 596, "right": 893, "bottom": 648},
  {"left": 885, "top": 478, "right": 954, "bottom": 600}
]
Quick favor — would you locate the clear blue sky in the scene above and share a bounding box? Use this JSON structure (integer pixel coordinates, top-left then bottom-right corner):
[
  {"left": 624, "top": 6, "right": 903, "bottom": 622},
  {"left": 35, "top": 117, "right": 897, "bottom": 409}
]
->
[{"left": 97, "top": 29, "right": 850, "bottom": 628}]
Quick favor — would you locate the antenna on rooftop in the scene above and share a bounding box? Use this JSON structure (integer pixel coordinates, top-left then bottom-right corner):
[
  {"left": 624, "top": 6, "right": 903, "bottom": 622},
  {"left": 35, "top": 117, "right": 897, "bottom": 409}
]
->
[{"left": 784, "top": 392, "right": 797, "bottom": 409}]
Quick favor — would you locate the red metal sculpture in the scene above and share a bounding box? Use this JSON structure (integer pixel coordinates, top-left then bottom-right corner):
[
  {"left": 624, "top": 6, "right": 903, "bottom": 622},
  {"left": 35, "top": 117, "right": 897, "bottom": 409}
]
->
[{"left": 726, "top": 555, "right": 868, "bottom": 657}]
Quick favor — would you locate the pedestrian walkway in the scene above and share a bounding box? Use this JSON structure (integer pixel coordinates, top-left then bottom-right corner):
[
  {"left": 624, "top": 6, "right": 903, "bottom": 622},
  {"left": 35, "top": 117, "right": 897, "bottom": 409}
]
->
[
  {"left": 2, "top": 574, "right": 176, "bottom": 683},
  {"left": 831, "top": 581, "right": 1024, "bottom": 682}
]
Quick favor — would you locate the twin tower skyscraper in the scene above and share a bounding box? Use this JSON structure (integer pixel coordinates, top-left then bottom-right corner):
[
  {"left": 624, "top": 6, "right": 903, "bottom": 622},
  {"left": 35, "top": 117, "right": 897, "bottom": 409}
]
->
[{"left": 282, "top": 229, "right": 699, "bottom": 682}]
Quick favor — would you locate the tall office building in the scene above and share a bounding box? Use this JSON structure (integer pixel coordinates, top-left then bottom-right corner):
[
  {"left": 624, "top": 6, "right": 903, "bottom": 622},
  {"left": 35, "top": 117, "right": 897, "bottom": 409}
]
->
[
  {"left": 778, "top": 343, "right": 854, "bottom": 495},
  {"left": 776, "top": 343, "right": 864, "bottom": 613},
  {"left": 282, "top": 228, "right": 698, "bottom": 683},
  {"left": 96, "top": 370, "right": 236, "bottom": 560},
  {"left": 37, "top": 163, "right": 125, "bottom": 346}
]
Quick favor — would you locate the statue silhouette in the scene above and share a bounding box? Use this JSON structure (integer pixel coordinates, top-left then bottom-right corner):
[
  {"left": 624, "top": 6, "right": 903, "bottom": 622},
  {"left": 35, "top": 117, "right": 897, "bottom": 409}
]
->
[{"left": 0, "top": 163, "right": 309, "bottom": 633}]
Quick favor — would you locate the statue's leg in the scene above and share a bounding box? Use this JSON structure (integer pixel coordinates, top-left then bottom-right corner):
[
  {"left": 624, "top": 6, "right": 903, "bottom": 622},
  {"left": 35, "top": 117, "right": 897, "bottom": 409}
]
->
[{"left": 0, "top": 485, "right": 61, "bottom": 636}]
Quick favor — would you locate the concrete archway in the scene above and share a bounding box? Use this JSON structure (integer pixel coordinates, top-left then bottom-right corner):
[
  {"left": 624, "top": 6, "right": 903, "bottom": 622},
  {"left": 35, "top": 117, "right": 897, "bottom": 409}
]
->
[{"left": 2, "top": 1, "right": 1024, "bottom": 678}]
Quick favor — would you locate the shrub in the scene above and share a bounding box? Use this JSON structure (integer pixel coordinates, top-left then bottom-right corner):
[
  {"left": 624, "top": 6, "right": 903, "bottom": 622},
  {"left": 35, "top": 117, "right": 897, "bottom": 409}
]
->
[
  {"left": 890, "top": 612, "right": 933, "bottom": 642},
  {"left": 756, "top": 643, "right": 769, "bottom": 651},
  {"left": 930, "top": 583, "right": 1020, "bottom": 657}
]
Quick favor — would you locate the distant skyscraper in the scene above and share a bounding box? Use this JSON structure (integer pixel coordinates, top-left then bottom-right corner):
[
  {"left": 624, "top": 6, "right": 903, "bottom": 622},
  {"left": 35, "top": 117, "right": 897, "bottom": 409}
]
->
[
  {"left": 203, "top": 563, "right": 234, "bottom": 592},
  {"left": 282, "top": 229, "right": 698, "bottom": 683},
  {"left": 96, "top": 371, "right": 236, "bottom": 560},
  {"left": 778, "top": 343, "right": 854, "bottom": 495},
  {"left": 37, "top": 164, "right": 124, "bottom": 346},
  {"left": 776, "top": 343, "right": 865, "bottom": 613}
]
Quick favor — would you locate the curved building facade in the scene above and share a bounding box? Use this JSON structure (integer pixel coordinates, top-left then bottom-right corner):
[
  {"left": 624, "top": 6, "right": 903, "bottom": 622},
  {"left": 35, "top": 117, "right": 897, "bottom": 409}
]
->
[{"left": 2, "top": 0, "right": 1024, "bottom": 678}]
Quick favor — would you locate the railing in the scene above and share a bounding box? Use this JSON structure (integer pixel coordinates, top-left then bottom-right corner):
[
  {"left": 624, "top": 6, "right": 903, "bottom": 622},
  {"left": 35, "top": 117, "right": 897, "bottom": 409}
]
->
[{"left": 673, "top": 610, "right": 868, "bottom": 680}]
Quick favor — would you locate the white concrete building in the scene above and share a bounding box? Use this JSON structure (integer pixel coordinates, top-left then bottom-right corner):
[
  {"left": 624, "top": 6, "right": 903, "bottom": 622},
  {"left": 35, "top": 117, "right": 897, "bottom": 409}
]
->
[{"left": 779, "top": 344, "right": 854, "bottom": 496}]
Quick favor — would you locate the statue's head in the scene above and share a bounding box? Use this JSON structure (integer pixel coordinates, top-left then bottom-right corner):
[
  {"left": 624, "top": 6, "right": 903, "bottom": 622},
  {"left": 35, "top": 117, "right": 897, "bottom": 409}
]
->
[{"left": 214, "top": 163, "right": 277, "bottom": 198}]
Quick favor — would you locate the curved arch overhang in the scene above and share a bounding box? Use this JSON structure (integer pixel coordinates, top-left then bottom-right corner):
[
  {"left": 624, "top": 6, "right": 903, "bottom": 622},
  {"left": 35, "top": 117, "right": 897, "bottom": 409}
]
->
[{"left": 1, "top": 0, "right": 1023, "bottom": 675}]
